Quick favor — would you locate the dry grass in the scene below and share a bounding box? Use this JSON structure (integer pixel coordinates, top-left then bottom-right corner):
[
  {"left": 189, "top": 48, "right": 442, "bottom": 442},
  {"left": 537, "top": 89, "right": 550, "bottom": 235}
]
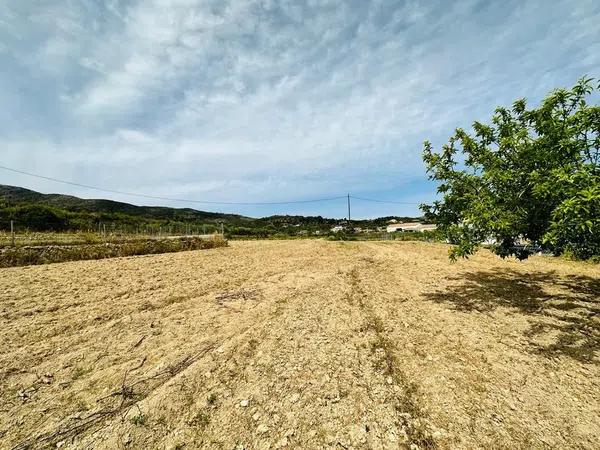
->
[
  {"left": 0, "top": 240, "right": 598, "bottom": 449},
  {"left": 0, "top": 235, "right": 227, "bottom": 267},
  {"left": 0, "top": 231, "right": 144, "bottom": 247}
]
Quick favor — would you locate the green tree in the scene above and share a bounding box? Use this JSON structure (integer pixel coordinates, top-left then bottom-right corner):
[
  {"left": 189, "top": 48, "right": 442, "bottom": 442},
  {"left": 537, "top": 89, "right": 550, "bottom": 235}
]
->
[
  {"left": 4, "top": 205, "right": 69, "bottom": 231},
  {"left": 422, "top": 77, "right": 600, "bottom": 260}
]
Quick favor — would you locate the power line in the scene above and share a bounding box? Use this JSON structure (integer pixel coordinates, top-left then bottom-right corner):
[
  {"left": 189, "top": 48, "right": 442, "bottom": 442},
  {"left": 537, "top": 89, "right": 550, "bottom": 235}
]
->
[
  {"left": 349, "top": 195, "right": 421, "bottom": 205},
  {"left": 0, "top": 164, "right": 346, "bottom": 206},
  {"left": 0, "top": 164, "right": 423, "bottom": 207}
]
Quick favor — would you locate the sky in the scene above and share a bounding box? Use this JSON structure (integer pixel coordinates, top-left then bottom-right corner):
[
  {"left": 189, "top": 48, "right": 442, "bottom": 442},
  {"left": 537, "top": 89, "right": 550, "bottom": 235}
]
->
[{"left": 1, "top": 0, "right": 599, "bottom": 218}]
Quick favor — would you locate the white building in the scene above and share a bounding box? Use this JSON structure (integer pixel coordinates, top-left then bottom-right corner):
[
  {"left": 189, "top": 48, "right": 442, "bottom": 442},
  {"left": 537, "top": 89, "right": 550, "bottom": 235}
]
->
[{"left": 386, "top": 222, "right": 437, "bottom": 233}]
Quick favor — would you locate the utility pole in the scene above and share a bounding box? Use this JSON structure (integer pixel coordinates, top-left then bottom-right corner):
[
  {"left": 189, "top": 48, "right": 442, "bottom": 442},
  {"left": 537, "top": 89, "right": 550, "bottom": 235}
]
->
[{"left": 347, "top": 194, "right": 351, "bottom": 223}]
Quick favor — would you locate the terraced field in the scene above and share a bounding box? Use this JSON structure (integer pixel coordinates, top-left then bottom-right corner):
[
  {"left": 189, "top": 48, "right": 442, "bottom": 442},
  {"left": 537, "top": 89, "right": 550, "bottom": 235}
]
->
[{"left": 1, "top": 240, "right": 598, "bottom": 449}]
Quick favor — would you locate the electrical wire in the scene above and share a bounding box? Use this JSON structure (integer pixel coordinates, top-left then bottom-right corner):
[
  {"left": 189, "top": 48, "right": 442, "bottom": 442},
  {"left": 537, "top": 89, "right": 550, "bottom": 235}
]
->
[
  {"left": 0, "top": 164, "right": 347, "bottom": 205},
  {"left": 349, "top": 195, "right": 421, "bottom": 205}
]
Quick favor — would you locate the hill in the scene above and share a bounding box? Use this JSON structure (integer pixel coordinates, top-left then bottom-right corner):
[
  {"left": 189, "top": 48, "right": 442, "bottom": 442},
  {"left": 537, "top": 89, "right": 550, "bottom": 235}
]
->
[
  {"left": 0, "top": 185, "right": 247, "bottom": 222},
  {"left": 0, "top": 184, "right": 420, "bottom": 235}
]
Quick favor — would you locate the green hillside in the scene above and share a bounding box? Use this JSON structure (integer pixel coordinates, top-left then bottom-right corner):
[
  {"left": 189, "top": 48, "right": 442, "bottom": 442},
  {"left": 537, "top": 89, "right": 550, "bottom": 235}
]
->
[{"left": 0, "top": 185, "right": 419, "bottom": 236}]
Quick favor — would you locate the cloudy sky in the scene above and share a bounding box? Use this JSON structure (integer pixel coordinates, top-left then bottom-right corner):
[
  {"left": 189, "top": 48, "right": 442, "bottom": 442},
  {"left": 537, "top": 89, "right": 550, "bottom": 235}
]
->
[{"left": 1, "top": 0, "right": 599, "bottom": 218}]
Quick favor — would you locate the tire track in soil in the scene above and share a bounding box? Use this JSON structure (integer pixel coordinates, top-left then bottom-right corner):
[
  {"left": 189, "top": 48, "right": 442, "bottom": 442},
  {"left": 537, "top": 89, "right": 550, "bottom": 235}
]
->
[{"left": 347, "top": 262, "right": 438, "bottom": 449}]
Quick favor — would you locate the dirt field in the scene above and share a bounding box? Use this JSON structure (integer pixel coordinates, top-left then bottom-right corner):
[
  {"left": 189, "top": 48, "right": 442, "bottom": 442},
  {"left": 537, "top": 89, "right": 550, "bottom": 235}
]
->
[{"left": 1, "top": 240, "right": 598, "bottom": 449}]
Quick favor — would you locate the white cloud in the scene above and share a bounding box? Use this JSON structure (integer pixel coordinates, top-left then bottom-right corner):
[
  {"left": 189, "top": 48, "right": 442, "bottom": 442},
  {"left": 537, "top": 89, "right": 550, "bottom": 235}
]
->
[{"left": 1, "top": 0, "right": 599, "bottom": 217}]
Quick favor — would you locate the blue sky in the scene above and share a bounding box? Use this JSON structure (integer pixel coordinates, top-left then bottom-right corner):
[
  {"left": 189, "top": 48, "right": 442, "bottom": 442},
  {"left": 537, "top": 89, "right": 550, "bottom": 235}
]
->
[{"left": 1, "top": 0, "right": 599, "bottom": 218}]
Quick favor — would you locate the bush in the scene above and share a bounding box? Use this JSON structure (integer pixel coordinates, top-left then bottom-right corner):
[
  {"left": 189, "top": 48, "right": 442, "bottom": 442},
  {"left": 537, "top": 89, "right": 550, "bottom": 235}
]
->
[{"left": 0, "top": 205, "right": 69, "bottom": 231}]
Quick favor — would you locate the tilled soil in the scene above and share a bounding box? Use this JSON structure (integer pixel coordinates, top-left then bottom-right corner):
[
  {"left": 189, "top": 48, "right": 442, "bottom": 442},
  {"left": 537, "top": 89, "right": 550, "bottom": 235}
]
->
[{"left": 1, "top": 240, "right": 598, "bottom": 449}]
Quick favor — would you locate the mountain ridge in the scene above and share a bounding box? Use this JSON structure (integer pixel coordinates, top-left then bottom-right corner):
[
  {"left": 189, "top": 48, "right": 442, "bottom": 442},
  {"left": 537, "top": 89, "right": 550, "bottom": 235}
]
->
[
  {"left": 0, "top": 184, "right": 420, "bottom": 234},
  {"left": 0, "top": 184, "right": 250, "bottom": 221}
]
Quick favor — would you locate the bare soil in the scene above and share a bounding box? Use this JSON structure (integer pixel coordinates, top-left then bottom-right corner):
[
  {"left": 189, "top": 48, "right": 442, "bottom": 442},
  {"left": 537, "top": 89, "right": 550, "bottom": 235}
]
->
[{"left": 1, "top": 240, "right": 598, "bottom": 449}]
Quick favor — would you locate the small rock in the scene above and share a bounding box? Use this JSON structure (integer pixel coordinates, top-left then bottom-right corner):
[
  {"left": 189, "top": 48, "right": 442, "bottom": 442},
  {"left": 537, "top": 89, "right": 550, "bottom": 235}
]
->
[
  {"left": 252, "top": 412, "right": 261, "bottom": 421},
  {"left": 349, "top": 424, "right": 368, "bottom": 444},
  {"left": 56, "top": 441, "right": 65, "bottom": 448},
  {"left": 257, "top": 424, "right": 269, "bottom": 434},
  {"left": 240, "top": 399, "right": 249, "bottom": 407},
  {"left": 289, "top": 393, "right": 300, "bottom": 404},
  {"left": 275, "top": 436, "right": 288, "bottom": 448},
  {"left": 386, "top": 376, "right": 393, "bottom": 385}
]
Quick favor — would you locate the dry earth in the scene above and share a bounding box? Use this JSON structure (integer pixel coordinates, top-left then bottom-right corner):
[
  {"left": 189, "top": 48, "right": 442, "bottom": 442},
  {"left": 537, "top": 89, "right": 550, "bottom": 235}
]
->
[{"left": 0, "top": 240, "right": 598, "bottom": 449}]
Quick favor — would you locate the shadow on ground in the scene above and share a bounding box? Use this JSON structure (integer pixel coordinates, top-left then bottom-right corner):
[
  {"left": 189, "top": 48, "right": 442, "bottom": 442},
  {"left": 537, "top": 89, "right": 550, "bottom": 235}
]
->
[{"left": 424, "top": 270, "right": 600, "bottom": 364}]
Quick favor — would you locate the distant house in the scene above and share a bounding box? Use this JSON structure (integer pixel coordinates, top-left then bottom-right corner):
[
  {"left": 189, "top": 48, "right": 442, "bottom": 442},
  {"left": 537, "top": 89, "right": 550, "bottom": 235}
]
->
[
  {"left": 386, "top": 222, "right": 437, "bottom": 233},
  {"left": 331, "top": 225, "right": 345, "bottom": 233},
  {"left": 417, "top": 224, "right": 437, "bottom": 232}
]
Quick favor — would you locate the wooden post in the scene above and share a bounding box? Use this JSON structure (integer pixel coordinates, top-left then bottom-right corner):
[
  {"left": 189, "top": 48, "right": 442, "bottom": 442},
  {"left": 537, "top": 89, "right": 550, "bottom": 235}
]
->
[{"left": 11, "top": 220, "right": 15, "bottom": 246}]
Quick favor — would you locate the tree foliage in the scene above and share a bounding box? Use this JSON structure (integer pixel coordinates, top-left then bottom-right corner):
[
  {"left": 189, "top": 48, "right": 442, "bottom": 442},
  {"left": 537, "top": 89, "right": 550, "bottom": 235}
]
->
[{"left": 422, "top": 77, "right": 600, "bottom": 260}]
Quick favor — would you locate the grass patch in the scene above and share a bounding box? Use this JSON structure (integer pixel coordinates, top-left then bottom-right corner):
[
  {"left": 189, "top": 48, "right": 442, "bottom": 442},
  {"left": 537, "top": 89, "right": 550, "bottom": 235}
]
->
[
  {"left": 72, "top": 366, "right": 92, "bottom": 381},
  {"left": 207, "top": 392, "right": 218, "bottom": 406},
  {"left": 188, "top": 411, "right": 210, "bottom": 428},
  {"left": 130, "top": 413, "right": 147, "bottom": 426}
]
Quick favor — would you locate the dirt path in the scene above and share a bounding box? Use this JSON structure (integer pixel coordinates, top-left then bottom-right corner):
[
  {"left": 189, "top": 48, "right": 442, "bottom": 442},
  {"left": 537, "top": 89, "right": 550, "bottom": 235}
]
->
[{"left": 1, "top": 240, "right": 598, "bottom": 449}]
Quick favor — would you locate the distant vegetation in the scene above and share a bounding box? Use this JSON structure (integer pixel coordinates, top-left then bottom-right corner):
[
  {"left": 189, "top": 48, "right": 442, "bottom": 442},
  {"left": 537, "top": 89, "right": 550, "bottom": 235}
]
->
[
  {"left": 0, "top": 185, "right": 244, "bottom": 234},
  {"left": 0, "top": 185, "right": 420, "bottom": 238},
  {"left": 423, "top": 77, "right": 600, "bottom": 261}
]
